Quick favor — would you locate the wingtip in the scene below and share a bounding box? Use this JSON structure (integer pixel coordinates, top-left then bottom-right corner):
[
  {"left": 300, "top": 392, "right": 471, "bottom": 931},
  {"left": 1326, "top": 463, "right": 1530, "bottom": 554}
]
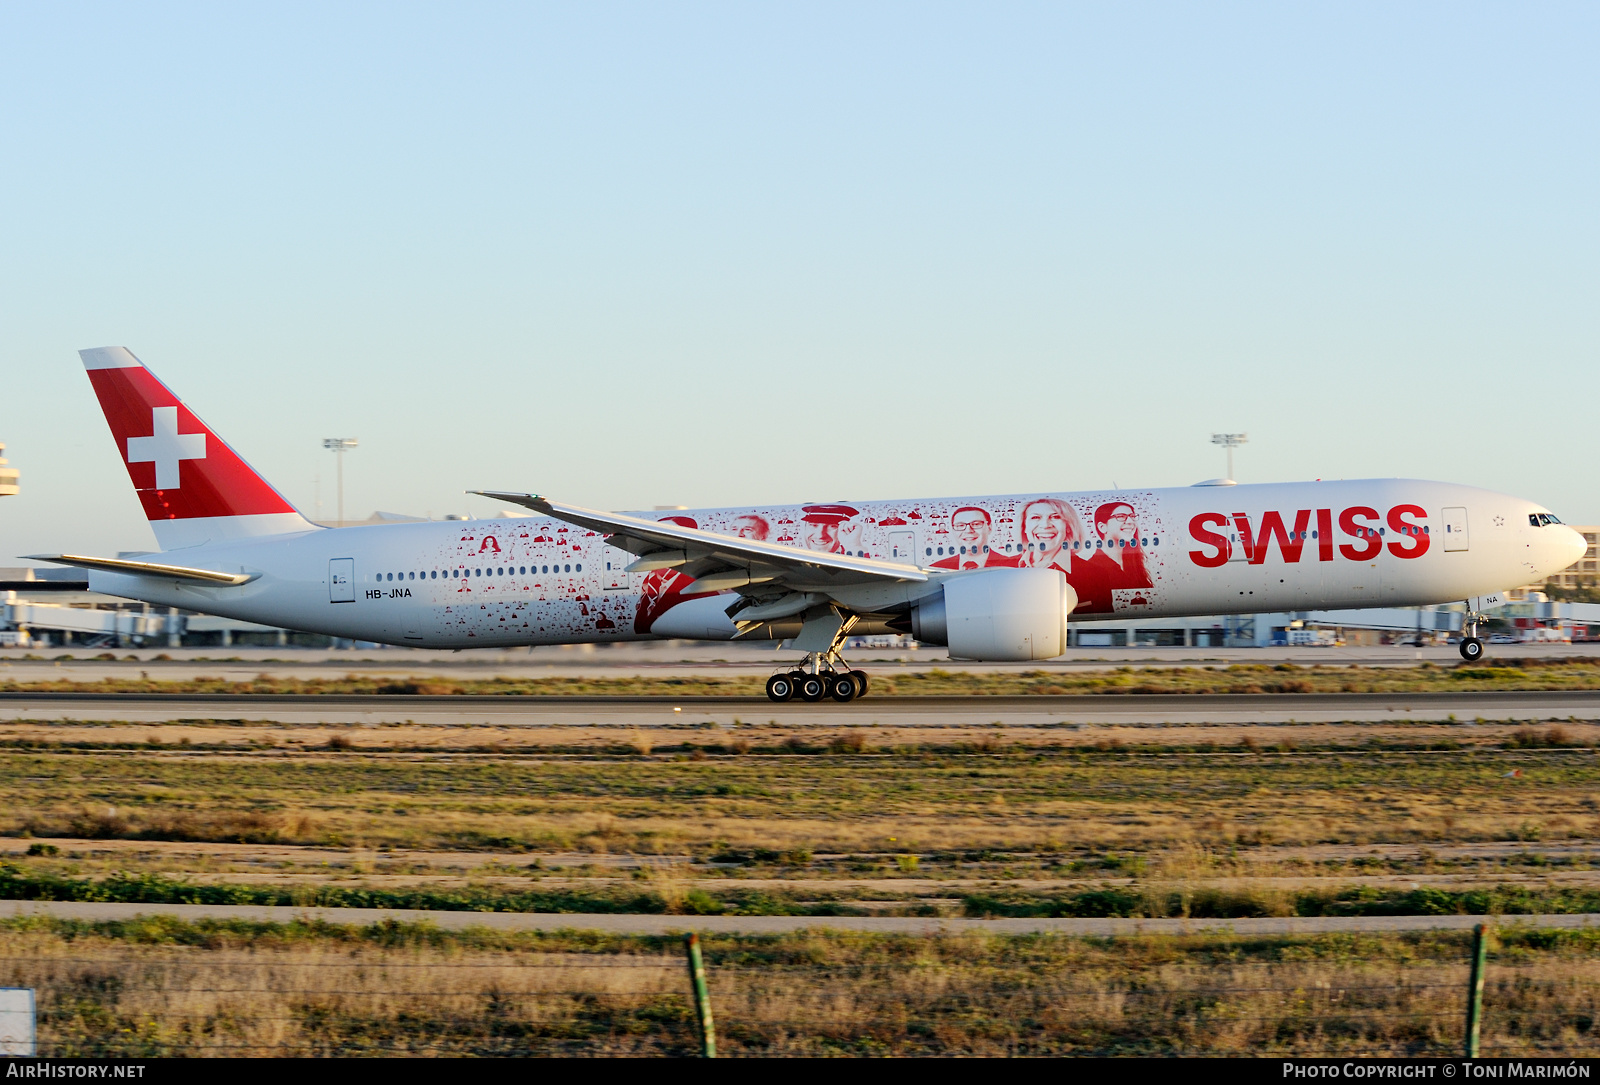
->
[{"left": 468, "top": 490, "right": 542, "bottom": 503}]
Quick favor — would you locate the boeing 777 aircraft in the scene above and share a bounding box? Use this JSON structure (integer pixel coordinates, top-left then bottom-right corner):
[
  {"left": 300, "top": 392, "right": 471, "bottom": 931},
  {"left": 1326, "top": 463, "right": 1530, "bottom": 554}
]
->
[{"left": 30, "top": 347, "right": 1587, "bottom": 703}]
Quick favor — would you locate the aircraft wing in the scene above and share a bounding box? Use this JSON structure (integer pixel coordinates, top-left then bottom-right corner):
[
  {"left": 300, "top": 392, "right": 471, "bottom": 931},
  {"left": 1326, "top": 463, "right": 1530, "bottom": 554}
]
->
[
  {"left": 470, "top": 492, "right": 928, "bottom": 608},
  {"left": 24, "top": 554, "right": 257, "bottom": 586}
]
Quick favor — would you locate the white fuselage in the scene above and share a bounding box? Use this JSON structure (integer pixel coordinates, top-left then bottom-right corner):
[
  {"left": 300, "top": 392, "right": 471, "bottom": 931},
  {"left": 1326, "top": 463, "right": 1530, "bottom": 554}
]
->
[{"left": 85, "top": 479, "right": 1582, "bottom": 650}]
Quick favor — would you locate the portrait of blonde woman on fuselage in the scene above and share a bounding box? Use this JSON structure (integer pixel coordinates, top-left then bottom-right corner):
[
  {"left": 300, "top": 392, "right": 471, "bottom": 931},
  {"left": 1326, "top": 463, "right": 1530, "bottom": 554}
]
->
[
  {"left": 1016, "top": 497, "right": 1081, "bottom": 572},
  {"left": 1013, "top": 496, "right": 1125, "bottom": 614}
]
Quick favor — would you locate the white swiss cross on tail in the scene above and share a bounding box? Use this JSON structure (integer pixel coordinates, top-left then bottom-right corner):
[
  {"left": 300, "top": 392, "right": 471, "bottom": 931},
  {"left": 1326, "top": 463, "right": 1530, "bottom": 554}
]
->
[
  {"left": 80, "top": 346, "right": 311, "bottom": 550},
  {"left": 126, "top": 406, "right": 206, "bottom": 490}
]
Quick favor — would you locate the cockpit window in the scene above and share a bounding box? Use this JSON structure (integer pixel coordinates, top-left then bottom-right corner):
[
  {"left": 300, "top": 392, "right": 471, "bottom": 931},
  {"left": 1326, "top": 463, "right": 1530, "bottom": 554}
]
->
[
  {"left": 1531, "top": 513, "right": 1564, "bottom": 527},
  {"left": 1531, "top": 514, "right": 1542, "bottom": 527}
]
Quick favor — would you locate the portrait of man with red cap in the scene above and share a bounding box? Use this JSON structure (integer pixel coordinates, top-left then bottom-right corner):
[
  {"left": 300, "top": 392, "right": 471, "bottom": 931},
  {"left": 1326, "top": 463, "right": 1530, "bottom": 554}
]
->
[
  {"left": 930, "top": 506, "right": 1020, "bottom": 570},
  {"left": 800, "top": 505, "right": 860, "bottom": 554}
]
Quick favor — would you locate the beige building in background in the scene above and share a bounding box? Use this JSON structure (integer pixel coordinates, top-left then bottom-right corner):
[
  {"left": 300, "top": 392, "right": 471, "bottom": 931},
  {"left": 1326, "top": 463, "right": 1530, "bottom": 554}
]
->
[
  {"left": 1546, "top": 526, "right": 1600, "bottom": 590},
  {"left": 0, "top": 443, "right": 16, "bottom": 497}
]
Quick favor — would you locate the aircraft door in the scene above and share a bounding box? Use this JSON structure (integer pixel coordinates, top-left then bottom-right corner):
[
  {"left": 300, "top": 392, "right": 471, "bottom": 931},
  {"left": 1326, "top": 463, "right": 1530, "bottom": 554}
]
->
[
  {"left": 1227, "top": 527, "right": 1247, "bottom": 562},
  {"left": 329, "top": 558, "right": 355, "bottom": 603},
  {"left": 603, "top": 546, "right": 631, "bottom": 591},
  {"left": 888, "top": 531, "right": 917, "bottom": 564},
  {"left": 1441, "top": 507, "right": 1469, "bottom": 551}
]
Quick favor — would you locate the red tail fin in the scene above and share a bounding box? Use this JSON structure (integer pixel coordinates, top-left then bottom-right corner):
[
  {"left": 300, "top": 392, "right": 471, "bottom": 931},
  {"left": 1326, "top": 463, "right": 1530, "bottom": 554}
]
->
[{"left": 80, "top": 347, "right": 314, "bottom": 549}]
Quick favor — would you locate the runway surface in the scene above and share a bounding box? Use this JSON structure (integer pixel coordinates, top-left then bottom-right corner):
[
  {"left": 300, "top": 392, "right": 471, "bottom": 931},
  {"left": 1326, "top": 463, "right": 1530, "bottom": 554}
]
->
[
  {"left": 3, "top": 642, "right": 1596, "bottom": 684},
  {"left": 1, "top": 689, "right": 1597, "bottom": 725},
  {"left": 4, "top": 899, "right": 1593, "bottom": 935}
]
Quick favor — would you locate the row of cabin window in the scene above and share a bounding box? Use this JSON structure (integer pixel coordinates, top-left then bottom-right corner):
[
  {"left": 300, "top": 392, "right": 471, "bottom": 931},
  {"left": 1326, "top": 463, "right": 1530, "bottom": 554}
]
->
[
  {"left": 376, "top": 564, "right": 582, "bottom": 582},
  {"left": 924, "top": 537, "right": 1163, "bottom": 558},
  {"left": 371, "top": 521, "right": 1435, "bottom": 580},
  {"left": 1219, "top": 527, "right": 1428, "bottom": 542}
]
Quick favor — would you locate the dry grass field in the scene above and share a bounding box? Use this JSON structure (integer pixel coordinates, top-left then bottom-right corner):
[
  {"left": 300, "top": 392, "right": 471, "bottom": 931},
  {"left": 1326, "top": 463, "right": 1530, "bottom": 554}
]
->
[
  {"left": 4, "top": 916, "right": 1597, "bottom": 1056},
  {"left": 0, "top": 707, "right": 1598, "bottom": 918},
  {"left": 2, "top": 660, "right": 1600, "bottom": 1055}
]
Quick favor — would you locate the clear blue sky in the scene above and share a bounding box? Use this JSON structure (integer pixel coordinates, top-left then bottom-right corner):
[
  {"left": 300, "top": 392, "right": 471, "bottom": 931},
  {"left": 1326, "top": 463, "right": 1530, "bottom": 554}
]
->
[{"left": 3, "top": 2, "right": 1596, "bottom": 559}]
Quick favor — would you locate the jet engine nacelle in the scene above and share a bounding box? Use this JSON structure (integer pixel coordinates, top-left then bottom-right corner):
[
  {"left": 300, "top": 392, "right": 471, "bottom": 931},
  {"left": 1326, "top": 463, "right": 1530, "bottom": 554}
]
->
[{"left": 909, "top": 567, "right": 1076, "bottom": 661}]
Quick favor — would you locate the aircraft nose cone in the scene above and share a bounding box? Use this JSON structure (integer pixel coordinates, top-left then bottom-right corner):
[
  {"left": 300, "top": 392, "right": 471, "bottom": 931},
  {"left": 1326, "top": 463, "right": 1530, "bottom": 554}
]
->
[{"left": 1560, "top": 525, "right": 1587, "bottom": 567}]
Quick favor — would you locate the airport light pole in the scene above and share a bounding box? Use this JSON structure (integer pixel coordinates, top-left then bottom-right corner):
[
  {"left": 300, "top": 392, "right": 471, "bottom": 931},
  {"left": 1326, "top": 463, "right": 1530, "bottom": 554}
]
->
[
  {"left": 1211, "top": 433, "right": 1247, "bottom": 482},
  {"left": 322, "top": 438, "right": 357, "bottom": 525}
]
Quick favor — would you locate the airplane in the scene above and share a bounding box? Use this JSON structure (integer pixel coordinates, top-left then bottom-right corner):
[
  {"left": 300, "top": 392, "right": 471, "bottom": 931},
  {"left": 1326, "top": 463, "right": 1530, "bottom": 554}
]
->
[{"left": 26, "top": 346, "right": 1587, "bottom": 703}]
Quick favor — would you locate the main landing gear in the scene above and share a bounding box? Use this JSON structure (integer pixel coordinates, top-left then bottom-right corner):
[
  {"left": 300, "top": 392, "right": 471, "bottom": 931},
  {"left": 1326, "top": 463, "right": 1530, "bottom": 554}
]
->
[
  {"left": 765, "top": 651, "right": 870, "bottom": 703},
  {"left": 764, "top": 606, "right": 870, "bottom": 703}
]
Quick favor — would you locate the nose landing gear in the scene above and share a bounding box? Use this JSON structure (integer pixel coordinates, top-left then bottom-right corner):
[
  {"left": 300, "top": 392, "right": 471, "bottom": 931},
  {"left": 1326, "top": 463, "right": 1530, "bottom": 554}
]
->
[{"left": 1459, "top": 605, "right": 1489, "bottom": 662}]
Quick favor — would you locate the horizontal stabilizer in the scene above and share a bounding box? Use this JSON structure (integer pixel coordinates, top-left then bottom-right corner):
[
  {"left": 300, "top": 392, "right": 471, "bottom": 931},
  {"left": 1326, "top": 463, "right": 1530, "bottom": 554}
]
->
[{"left": 25, "top": 553, "right": 257, "bottom": 586}]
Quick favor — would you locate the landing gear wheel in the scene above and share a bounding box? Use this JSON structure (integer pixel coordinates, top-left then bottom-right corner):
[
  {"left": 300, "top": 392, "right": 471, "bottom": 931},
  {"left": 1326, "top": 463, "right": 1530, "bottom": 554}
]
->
[
  {"left": 766, "top": 674, "right": 797, "bottom": 702},
  {"left": 850, "top": 670, "right": 869, "bottom": 698},
  {"left": 1460, "top": 637, "right": 1485, "bottom": 663},
  {"left": 829, "top": 672, "right": 862, "bottom": 702},
  {"left": 798, "top": 675, "right": 828, "bottom": 702}
]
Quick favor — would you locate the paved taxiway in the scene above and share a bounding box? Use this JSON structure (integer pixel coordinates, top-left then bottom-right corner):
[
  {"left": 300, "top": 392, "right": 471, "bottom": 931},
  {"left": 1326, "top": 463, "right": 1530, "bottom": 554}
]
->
[
  {"left": 4, "top": 899, "right": 1594, "bottom": 935},
  {"left": 1, "top": 690, "right": 1597, "bottom": 725},
  {"left": 3, "top": 642, "right": 1596, "bottom": 685}
]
